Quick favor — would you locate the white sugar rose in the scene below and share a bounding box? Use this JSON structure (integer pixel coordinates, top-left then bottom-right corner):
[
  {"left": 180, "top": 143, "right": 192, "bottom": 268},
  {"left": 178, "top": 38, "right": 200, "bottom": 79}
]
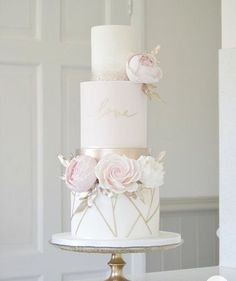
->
[
  {"left": 126, "top": 53, "right": 162, "bottom": 84},
  {"left": 138, "top": 153, "right": 165, "bottom": 188},
  {"left": 65, "top": 155, "right": 97, "bottom": 193},
  {"left": 95, "top": 154, "right": 141, "bottom": 194}
]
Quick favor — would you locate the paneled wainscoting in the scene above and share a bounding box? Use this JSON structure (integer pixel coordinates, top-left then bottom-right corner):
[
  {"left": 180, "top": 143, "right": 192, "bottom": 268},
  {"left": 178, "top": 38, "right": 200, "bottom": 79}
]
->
[{"left": 146, "top": 197, "right": 219, "bottom": 272}]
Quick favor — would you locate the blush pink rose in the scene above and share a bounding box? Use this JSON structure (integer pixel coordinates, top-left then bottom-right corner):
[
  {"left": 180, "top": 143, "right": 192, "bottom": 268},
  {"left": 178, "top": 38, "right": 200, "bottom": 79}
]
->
[
  {"left": 126, "top": 53, "right": 162, "bottom": 84},
  {"left": 95, "top": 154, "right": 141, "bottom": 194},
  {"left": 65, "top": 155, "right": 97, "bottom": 193}
]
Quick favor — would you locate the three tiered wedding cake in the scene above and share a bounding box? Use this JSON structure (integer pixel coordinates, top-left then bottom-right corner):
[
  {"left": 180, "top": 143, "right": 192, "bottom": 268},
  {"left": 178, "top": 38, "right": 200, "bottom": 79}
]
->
[{"left": 59, "top": 25, "right": 164, "bottom": 240}]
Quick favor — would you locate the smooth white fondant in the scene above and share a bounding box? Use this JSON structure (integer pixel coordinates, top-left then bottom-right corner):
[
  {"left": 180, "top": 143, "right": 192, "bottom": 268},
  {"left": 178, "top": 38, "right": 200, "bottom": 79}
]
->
[
  {"left": 51, "top": 231, "right": 181, "bottom": 248},
  {"left": 91, "top": 25, "right": 135, "bottom": 80},
  {"left": 80, "top": 81, "right": 147, "bottom": 148},
  {"left": 71, "top": 188, "right": 159, "bottom": 240}
]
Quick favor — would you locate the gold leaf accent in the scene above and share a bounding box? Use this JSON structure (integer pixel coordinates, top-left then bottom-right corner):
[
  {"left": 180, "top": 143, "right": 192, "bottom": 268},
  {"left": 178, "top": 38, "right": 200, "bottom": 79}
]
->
[
  {"left": 136, "top": 186, "right": 146, "bottom": 203},
  {"left": 151, "top": 45, "right": 161, "bottom": 56},
  {"left": 58, "top": 154, "right": 69, "bottom": 167},
  {"left": 157, "top": 151, "right": 166, "bottom": 162},
  {"left": 142, "top": 83, "right": 164, "bottom": 102},
  {"left": 71, "top": 199, "right": 87, "bottom": 220}
]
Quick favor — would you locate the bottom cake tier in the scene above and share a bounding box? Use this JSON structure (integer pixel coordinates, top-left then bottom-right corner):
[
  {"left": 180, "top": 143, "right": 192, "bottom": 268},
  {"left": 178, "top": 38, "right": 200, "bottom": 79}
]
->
[{"left": 71, "top": 187, "right": 160, "bottom": 240}]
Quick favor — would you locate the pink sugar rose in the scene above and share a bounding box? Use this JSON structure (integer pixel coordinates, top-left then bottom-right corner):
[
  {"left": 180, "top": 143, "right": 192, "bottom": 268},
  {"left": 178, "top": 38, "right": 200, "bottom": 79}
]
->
[
  {"left": 95, "top": 154, "right": 141, "bottom": 194},
  {"left": 65, "top": 155, "right": 97, "bottom": 193},
  {"left": 126, "top": 53, "right": 162, "bottom": 84}
]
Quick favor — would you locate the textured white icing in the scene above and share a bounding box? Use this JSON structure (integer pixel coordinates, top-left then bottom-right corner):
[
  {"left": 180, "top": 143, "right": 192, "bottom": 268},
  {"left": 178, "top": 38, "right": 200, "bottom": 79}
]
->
[
  {"left": 80, "top": 81, "right": 147, "bottom": 148},
  {"left": 71, "top": 188, "right": 160, "bottom": 239},
  {"left": 91, "top": 25, "right": 135, "bottom": 80}
]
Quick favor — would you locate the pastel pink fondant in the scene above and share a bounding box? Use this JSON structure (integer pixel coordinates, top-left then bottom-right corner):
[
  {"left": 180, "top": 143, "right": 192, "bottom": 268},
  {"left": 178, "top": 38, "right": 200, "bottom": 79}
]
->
[{"left": 80, "top": 81, "right": 147, "bottom": 148}]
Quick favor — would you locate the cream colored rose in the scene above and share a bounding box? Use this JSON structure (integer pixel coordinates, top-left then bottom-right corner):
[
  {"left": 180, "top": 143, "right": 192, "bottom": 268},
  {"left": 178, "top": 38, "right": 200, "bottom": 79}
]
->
[
  {"left": 126, "top": 53, "right": 162, "bottom": 84},
  {"left": 95, "top": 154, "right": 141, "bottom": 194},
  {"left": 138, "top": 153, "right": 165, "bottom": 188}
]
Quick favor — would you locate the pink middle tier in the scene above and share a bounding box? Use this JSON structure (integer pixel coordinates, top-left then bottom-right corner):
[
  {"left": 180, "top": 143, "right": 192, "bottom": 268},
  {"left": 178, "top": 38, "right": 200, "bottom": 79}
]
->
[{"left": 80, "top": 81, "right": 147, "bottom": 148}]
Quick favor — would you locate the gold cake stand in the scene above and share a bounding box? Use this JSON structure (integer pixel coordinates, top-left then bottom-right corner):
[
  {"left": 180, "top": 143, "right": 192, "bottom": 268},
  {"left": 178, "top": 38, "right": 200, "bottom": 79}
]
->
[{"left": 50, "top": 232, "right": 183, "bottom": 281}]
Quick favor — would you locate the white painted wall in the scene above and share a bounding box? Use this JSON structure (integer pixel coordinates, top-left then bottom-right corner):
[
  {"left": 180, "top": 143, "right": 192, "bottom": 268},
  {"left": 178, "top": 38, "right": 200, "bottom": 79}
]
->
[{"left": 146, "top": 0, "right": 221, "bottom": 198}]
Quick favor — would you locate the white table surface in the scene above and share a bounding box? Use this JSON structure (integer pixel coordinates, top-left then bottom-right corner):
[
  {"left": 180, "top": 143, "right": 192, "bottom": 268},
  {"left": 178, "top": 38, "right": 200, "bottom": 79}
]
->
[{"left": 84, "top": 266, "right": 236, "bottom": 281}]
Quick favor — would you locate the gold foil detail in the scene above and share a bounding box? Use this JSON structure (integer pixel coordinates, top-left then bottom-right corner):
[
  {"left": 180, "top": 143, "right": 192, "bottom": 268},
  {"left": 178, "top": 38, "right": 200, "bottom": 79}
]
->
[
  {"left": 146, "top": 188, "right": 155, "bottom": 219},
  {"left": 112, "top": 197, "right": 118, "bottom": 236},
  {"left": 126, "top": 215, "right": 141, "bottom": 238},
  {"left": 73, "top": 188, "right": 160, "bottom": 238},
  {"left": 125, "top": 195, "right": 152, "bottom": 235},
  {"left": 71, "top": 192, "right": 76, "bottom": 219},
  {"left": 125, "top": 189, "right": 160, "bottom": 237},
  {"left": 75, "top": 206, "right": 89, "bottom": 235},
  {"left": 97, "top": 98, "right": 137, "bottom": 119},
  {"left": 147, "top": 202, "right": 160, "bottom": 223},
  {"left": 79, "top": 148, "right": 150, "bottom": 161},
  {"left": 94, "top": 202, "right": 117, "bottom": 237}
]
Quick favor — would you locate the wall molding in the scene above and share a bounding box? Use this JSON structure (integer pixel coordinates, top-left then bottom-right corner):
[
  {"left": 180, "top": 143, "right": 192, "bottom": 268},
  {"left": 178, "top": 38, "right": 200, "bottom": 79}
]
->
[{"left": 160, "top": 196, "right": 219, "bottom": 212}]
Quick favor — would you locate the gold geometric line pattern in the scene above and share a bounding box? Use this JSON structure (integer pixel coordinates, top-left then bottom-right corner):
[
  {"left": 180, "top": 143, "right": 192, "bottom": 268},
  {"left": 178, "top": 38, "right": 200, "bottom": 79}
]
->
[
  {"left": 146, "top": 188, "right": 155, "bottom": 220},
  {"left": 73, "top": 191, "right": 159, "bottom": 238},
  {"left": 75, "top": 206, "right": 89, "bottom": 235},
  {"left": 94, "top": 202, "right": 117, "bottom": 236},
  {"left": 147, "top": 201, "right": 160, "bottom": 223},
  {"left": 125, "top": 194, "right": 152, "bottom": 235},
  {"left": 112, "top": 197, "right": 118, "bottom": 236},
  {"left": 71, "top": 192, "right": 76, "bottom": 219},
  {"left": 126, "top": 214, "right": 141, "bottom": 238}
]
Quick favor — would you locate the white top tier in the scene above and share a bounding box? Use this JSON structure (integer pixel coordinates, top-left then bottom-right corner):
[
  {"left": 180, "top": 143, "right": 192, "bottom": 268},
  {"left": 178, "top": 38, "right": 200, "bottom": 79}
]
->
[{"left": 91, "top": 25, "right": 135, "bottom": 80}]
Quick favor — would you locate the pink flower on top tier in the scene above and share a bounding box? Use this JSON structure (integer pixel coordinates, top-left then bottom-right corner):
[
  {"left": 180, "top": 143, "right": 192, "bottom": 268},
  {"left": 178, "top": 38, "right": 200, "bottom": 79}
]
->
[
  {"left": 126, "top": 53, "right": 162, "bottom": 84},
  {"left": 95, "top": 154, "right": 141, "bottom": 194},
  {"left": 65, "top": 155, "right": 97, "bottom": 193}
]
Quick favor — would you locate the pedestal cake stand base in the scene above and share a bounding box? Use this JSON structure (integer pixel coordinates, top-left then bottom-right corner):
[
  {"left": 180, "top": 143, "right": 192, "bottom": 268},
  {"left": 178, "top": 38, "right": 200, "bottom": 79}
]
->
[{"left": 50, "top": 231, "right": 183, "bottom": 281}]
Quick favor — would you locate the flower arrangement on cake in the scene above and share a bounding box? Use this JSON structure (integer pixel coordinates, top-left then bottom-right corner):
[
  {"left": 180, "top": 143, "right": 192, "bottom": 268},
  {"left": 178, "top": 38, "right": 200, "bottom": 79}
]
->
[
  {"left": 58, "top": 151, "right": 165, "bottom": 213},
  {"left": 126, "top": 45, "right": 163, "bottom": 99}
]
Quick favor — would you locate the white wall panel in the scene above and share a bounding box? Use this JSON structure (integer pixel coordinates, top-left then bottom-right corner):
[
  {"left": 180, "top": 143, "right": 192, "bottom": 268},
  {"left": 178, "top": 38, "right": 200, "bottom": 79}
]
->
[
  {"left": 109, "top": 0, "right": 130, "bottom": 25},
  {"left": 61, "top": 66, "right": 90, "bottom": 232},
  {"left": 0, "top": 0, "right": 137, "bottom": 279},
  {"left": 146, "top": 0, "right": 221, "bottom": 198},
  {"left": 0, "top": 64, "right": 40, "bottom": 254},
  {"left": 60, "top": 0, "right": 106, "bottom": 43},
  {"left": 161, "top": 215, "right": 182, "bottom": 270},
  {"left": 198, "top": 211, "right": 216, "bottom": 267},
  {"left": 0, "top": 275, "right": 43, "bottom": 281},
  {"left": 0, "top": 0, "right": 38, "bottom": 39},
  {"left": 147, "top": 207, "right": 219, "bottom": 272}
]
